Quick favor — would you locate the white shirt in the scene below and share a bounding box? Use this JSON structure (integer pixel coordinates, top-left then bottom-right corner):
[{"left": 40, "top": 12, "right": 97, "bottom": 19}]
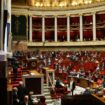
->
[
  {"left": 69, "top": 80, "right": 73, "bottom": 90},
  {"left": 25, "top": 102, "right": 28, "bottom": 105}
]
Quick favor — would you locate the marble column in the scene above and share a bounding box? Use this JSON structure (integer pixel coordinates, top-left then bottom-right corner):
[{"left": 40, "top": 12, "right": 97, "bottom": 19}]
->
[
  {"left": 7, "top": 0, "right": 12, "bottom": 52},
  {"left": 42, "top": 16, "right": 45, "bottom": 42},
  {"left": 29, "top": 16, "right": 32, "bottom": 42},
  {"left": 67, "top": 15, "right": 70, "bottom": 42},
  {"left": 0, "top": 0, "right": 4, "bottom": 50},
  {"left": 54, "top": 16, "right": 57, "bottom": 42},
  {"left": 93, "top": 12, "right": 96, "bottom": 41},
  {"left": 26, "top": 15, "right": 28, "bottom": 41},
  {"left": 80, "top": 14, "right": 83, "bottom": 41},
  {"left": 3, "top": 0, "right": 12, "bottom": 52}
]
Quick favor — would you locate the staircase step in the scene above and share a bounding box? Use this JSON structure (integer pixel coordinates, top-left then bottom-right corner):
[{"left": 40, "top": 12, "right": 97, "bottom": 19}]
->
[
  {"left": 47, "top": 103, "right": 54, "bottom": 105},
  {"left": 43, "top": 88, "right": 50, "bottom": 92},
  {"left": 44, "top": 84, "right": 48, "bottom": 86},
  {"left": 44, "top": 92, "right": 51, "bottom": 96},
  {"left": 43, "top": 86, "right": 50, "bottom": 89},
  {"left": 46, "top": 99, "right": 54, "bottom": 104},
  {"left": 45, "top": 95, "right": 52, "bottom": 99},
  {"left": 43, "top": 84, "right": 54, "bottom": 105}
]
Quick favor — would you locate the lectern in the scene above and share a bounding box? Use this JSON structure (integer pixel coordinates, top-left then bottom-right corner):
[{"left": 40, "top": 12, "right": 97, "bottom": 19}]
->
[{"left": 22, "top": 70, "right": 44, "bottom": 96}]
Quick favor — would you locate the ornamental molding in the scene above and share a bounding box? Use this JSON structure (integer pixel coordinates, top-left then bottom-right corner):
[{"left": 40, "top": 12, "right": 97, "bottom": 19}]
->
[
  {"left": 12, "top": 3, "right": 105, "bottom": 16},
  {"left": 27, "top": 41, "right": 105, "bottom": 47}
]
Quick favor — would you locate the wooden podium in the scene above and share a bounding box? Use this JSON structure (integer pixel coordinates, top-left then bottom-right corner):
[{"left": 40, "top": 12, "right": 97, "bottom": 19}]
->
[
  {"left": 42, "top": 67, "right": 55, "bottom": 86},
  {"left": 61, "top": 95, "right": 105, "bottom": 105},
  {"left": 22, "top": 70, "right": 44, "bottom": 96}
]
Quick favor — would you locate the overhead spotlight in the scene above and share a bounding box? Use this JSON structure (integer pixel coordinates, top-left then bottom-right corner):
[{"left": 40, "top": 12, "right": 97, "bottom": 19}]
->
[
  {"left": 72, "top": 1, "right": 78, "bottom": 6},
  {"left": 59, "top": 2, "right": 64, "bottom": 7},
  {"left": 40, "top": 3, "right": 43, "bottom": 7},
  {"left": 89, "top": 0, "right": 92, "bottom": 3},
  {"left": 46, "top": 3, "right": 50, "bottom": 7},
  {"left": 84, "top": 1, "right": 88, "bottom": 4},
  {"left": 35, "top": 2, "right": 40, "bottom": 7}
]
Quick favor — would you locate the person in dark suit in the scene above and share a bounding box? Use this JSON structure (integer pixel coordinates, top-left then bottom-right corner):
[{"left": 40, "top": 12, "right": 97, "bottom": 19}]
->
[
  {"left": 12, "top": 87, "right": 20, "bottom": 105},
  {"left": 20, "top": 95, "right": 33, "bottom": 105},
  {"left": 55, "top": 77, "right": 64, "bottom": 88},
  {"left": 69, "top": 77, "right": 76, "bottom": 96},
  {"left": 17, "top": 81, "right": 27, "bottom": 103}
]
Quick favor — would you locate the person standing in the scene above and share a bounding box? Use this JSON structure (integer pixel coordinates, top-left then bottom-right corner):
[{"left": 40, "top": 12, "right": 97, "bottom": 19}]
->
[
  {"left": 17, "top": 81, "right": 27, "bottom": 103},
  {"left": 69, "top": 77, "right": 76, "bottom": 96},
  {"left": 12, "top": 87, "right": 20, "bottom": 105},
  {"left": 20, "top": 95, "right": 33, "bottom": 105}
]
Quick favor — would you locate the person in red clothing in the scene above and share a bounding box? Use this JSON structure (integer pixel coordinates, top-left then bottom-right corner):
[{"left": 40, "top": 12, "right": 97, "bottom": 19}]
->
[
  {"left": 97, "top": 78, "right": 103, "bottom": 86},
  {"left": 39, "top": 96, "right": 46, "bottom": 105}
]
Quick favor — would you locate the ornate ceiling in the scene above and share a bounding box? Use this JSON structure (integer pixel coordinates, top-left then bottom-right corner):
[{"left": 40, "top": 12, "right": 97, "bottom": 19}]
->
[
  {"left": 12, "top": 0, "right": 105, "bottom": 12},
  {"left": 28, "top": 0, "right": 105, "bottom": 7},
  {"left": 12, "top": 0, "right": 105, "bottom": 7}
]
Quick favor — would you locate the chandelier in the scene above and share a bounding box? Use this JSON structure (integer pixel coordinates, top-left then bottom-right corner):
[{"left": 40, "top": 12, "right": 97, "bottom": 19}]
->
[{"left": 31, "top": 0, "right": 105, "bottom": 7}]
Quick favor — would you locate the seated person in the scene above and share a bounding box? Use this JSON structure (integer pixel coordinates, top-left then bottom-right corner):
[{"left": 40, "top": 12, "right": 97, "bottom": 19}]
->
[
  {"left": 97, "top": 78, "right": 103, "bottom": 86},
  {"left": 55, "top": 77, "right": 64, "bottom": 88}
]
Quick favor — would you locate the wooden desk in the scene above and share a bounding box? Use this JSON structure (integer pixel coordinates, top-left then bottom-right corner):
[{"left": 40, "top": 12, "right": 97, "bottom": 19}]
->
[
  {"left": 61, "top": 95, "right": 105, "bottom": 105},
  {"left": 30, "top": 70, "right": 43, "bottom": 76},
  {"left": 42, "top": 67, "right": 55, "bottom": 86},
  {"left": 22, "top": 70, "right": 44, "bottom": 96},
  {"left": 92, "top": 94, "right": 105, "bottom": 104},
  {"left": 68, "top": 76, "right": 92, "bottom": 88},
  {"left": 68, "top": 76, "right": 105, "bottom": 104}
]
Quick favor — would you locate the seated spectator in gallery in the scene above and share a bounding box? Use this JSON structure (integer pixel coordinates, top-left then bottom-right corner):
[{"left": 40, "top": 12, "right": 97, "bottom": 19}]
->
[
  {"left": 96, "top": 64, "right": 100, "bottom": 71},
  {"left": 97, "top": 78, "right": 103, "bottom": 86},
  {"left": 69, "top": 69, "right": 77, "bottom": 76}
]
